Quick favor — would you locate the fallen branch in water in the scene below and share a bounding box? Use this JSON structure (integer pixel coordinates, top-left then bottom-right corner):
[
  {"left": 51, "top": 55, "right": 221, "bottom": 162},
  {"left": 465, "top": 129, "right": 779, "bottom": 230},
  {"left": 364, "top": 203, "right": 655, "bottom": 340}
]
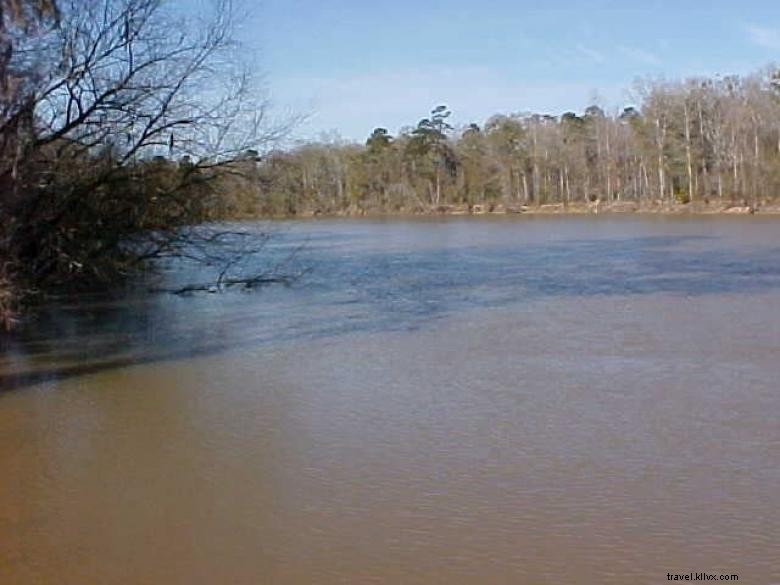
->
[
  {"left": 145, "top": 224, "right": 311, "bottom": 295},
  {"left": 152, "top": 269, "right": 309, "bottom": 295}
]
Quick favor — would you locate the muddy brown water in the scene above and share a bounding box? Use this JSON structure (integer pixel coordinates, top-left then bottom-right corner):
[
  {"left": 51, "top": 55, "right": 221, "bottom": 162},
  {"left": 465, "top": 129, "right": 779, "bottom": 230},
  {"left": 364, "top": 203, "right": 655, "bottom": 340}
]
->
[{"left": 1, "top": 217, "right": 779, "bottom": 584}]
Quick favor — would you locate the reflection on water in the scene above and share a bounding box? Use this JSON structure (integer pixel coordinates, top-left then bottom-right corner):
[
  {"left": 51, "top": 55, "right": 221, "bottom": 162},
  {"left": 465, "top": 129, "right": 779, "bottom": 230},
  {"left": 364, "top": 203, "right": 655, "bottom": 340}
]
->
[
  {"left": 1, "top": 217, "right": 779, "bottom": 584},
  {"left": 3, "top": 217, "right": 780, "bottom": 392}
]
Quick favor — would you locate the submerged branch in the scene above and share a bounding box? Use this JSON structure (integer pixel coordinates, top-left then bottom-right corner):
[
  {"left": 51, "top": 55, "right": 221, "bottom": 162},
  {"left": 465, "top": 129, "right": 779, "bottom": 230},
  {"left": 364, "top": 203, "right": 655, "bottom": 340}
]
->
[{"left": 151, "top": 266, "right": 310, "bottom": 295}]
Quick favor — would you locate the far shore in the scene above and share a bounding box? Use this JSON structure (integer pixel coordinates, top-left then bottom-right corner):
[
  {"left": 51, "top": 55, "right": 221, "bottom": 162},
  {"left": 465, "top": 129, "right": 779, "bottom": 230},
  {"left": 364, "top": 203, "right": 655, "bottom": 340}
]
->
[{"left": 250, "top": 200, "right": 780, "bottom": 220}]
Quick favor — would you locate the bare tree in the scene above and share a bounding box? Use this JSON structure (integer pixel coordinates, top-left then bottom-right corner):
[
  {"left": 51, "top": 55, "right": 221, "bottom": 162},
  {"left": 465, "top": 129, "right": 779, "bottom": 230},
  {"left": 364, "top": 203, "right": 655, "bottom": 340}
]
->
[
  {"left": 248, "top": 67, "right": 780, "bottom": 218},
  {"left": 0, "top": 0, "right": 293, "bottom": 321}
]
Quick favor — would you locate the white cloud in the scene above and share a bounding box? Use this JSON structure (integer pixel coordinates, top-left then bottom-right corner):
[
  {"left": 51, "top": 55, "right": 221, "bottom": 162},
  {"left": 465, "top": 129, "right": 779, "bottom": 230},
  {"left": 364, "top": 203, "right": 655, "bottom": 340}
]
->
[
  {"left": 576, "top": 44, "right": 606, "bottom": 64},
  {"left": 619, "top": 45, "right": 662, "bottom": 66},
  {"left": 746, "top": 24, "right": 780, "bottom": 50}
]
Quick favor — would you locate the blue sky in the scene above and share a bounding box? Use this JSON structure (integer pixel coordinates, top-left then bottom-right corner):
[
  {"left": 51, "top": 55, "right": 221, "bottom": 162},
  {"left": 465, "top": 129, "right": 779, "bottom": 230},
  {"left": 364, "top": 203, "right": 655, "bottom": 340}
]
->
[{"left": 226, "top": 0, "right": 780, "bottom": 141}]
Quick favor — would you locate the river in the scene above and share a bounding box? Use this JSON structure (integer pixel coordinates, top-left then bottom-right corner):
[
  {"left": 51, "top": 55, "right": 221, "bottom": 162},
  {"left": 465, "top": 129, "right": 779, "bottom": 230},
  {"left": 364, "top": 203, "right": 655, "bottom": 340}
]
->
[{"left": 1, "top": 216, "right": 779, "bottom": 584}]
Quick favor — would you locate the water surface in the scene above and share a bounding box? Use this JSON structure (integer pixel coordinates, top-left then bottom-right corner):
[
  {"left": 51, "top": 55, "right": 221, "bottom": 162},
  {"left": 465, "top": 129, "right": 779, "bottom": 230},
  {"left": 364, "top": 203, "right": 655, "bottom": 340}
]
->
[{"left": 1, "top": 217, "right": 779, "bottom": 584}]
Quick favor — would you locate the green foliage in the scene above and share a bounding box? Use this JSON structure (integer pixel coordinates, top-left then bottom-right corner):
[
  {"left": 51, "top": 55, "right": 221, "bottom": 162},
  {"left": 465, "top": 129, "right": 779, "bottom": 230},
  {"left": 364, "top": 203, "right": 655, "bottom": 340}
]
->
[
  {"left": 366, "top": 128, "right": 392, "bottom": 153},
  {"left": 675, "top": 191, "right": 691, "bottom": 205}
]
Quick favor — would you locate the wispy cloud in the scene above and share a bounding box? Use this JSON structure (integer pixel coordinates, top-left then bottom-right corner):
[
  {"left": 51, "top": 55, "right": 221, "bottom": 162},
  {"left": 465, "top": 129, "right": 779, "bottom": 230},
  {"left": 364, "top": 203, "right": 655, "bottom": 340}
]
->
[
  {"left": 576, "top": 44, "right": 606, "bottom": 64},
  {"left": 619, "top": 45, "right": 661, "bottom": 66},
  {"left": 745, "top": 24, "right": 780, "bottom": 49}
]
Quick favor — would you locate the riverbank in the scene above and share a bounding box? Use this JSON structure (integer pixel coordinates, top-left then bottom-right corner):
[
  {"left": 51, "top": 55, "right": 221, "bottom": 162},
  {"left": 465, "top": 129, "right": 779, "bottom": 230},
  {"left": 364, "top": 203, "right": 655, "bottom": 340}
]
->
[{"left": 253, "top": 199, "right": 780, "bottom": 219}]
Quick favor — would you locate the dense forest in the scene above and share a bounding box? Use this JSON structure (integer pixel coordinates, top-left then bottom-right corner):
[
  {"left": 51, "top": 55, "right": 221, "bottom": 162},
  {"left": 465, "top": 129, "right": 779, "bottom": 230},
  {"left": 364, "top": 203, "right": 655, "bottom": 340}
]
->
[{"left": 243, "top": 72, "right": 780, "bottom": 216}]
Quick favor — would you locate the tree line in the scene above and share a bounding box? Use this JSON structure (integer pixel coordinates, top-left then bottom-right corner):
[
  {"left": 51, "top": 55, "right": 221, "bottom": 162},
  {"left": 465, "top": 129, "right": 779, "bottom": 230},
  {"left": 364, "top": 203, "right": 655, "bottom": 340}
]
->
[{"left": 246, "top": 70, "right": 780, "bottom": 216}]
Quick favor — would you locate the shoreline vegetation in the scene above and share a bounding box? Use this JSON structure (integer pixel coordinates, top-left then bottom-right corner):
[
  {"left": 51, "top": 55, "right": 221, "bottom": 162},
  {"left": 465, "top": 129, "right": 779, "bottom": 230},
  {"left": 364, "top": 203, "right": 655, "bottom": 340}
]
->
[
  {"left": 229, "top": 75, "right": 780, "bottom": 220},
  {"left": 252, "top": 200, "right": 778, "bottom": 219},
  {"left": 5, "top": 2, "right": 780, "bottom": 329},
  {"left": 0, "top": 0, "right": 286, "bottom": 328}
]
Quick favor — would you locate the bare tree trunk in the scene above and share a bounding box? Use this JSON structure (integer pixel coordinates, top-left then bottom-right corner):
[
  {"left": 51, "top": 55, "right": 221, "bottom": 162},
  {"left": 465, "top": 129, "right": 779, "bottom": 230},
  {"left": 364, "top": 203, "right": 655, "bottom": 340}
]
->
[
  {"left": 698, "top": 100, "right": 708, "bottom": 201},
  {"left": 684, "top": 102, "right": 694, "bottom": 202},
  {"left": 522, "top": 172, "right": 529, "bottom": 204},
  {"left": 558, "top": 168, "right": 565, "bottom": 205},
  {"left": 654, "top": 117, "right": 667, "bottom": 203},
  {"left": 753, "top": 122, "right": 760, "bottom": 205},
  {"left": 532, "top": 127, "right": 540, "bottom": 205},
  {"left": 605, "top": 127, "right": 612, "bottom": 201},
  {"left": 641, "top": 160, "right": 650, "bottom": 202},
  {"left": 585, "top": 172, "right": 591, "bottom": 203}
]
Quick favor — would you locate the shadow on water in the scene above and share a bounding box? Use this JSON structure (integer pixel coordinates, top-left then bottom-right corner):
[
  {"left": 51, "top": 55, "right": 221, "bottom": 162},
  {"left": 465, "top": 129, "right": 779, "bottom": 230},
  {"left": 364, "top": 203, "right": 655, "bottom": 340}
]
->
[{"left": 3, "top": 231, "right": 780, "bottom": 392}]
